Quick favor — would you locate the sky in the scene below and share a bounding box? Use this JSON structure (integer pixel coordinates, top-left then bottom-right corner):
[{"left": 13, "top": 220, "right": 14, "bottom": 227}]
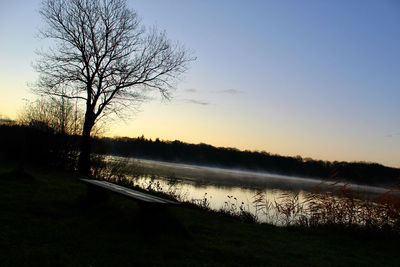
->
[{"left": 0, "top": 0, "right": 399, "bottom": 167}]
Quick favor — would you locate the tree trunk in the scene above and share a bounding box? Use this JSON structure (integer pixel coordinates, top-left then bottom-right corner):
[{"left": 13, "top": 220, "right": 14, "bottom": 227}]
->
[{"left": 78, "top": 111, "right": 95, "bottom": 177}]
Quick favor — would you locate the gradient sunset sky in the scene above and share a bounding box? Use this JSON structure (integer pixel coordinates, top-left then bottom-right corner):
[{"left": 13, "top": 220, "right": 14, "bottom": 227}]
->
[{"left": 0, "top": 0, "right": 399, "bottom": 167}]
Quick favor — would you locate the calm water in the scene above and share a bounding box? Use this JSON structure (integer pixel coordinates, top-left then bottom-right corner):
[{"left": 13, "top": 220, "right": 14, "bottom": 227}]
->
[{"left": 110, "top": 156, "right": 390, "bottom": 224}]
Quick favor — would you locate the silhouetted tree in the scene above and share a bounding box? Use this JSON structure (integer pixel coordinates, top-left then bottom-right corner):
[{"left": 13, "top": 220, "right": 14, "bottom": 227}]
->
[
  {"left": 18, "top": 97, "right": 83, "bottom": 135},
  {"left": 34, "top": 0, "right": 194, "bottom": 176}
]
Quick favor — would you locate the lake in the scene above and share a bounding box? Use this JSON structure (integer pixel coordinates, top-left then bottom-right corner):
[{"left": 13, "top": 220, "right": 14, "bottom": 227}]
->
[{"left": 108, "top": 156, "right": 392, "bottom": 225}]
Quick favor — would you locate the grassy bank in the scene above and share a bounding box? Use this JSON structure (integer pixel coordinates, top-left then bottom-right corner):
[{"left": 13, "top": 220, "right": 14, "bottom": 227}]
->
[{"left": 1, "top": 163, "right": 399, "bottom": 266}]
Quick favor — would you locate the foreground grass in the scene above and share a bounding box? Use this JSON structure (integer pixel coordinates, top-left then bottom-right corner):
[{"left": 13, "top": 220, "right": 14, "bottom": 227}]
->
[{"left": 0, "top": 163, "right": 399, "bottom": 266}]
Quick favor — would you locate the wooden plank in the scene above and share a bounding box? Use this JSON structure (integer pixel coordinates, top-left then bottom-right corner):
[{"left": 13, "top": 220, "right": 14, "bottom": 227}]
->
[{"left": 80, "top": 179, "right": 179, "bottom": 205}]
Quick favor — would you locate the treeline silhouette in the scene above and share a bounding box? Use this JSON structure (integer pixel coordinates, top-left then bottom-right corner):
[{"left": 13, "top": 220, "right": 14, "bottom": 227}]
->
[
  {"left": 1, "top": 124, "right": 399, "bottom": 186},
  {"left": 0, "top": 124, "right": 79, "bottom": 170},
  {"left": 93, "top": 135, "right": 400, "bottom": 186}
]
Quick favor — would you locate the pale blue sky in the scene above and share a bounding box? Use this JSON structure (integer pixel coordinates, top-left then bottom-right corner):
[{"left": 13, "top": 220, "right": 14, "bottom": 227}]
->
[{"left": 0, "top": 0, "right": 399, "bottom": 167}]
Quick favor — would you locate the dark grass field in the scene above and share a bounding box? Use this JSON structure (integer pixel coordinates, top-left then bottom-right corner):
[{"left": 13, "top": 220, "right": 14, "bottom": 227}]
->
[{"left": 1, "top": 162, "right": 399, "bottom": 266}]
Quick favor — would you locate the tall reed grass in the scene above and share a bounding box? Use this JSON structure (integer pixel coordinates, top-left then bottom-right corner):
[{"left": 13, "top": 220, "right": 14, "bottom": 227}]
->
[{"left": 252, "top": 181, "right": 400, "bottom": 231}]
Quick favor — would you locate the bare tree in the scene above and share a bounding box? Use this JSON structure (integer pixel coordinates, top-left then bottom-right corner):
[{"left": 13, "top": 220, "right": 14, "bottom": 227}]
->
[
  {"left": 18, "top": 97, "right": 106, "bottom": 137},
  {"left": 18, "top": 97, "right": 84, "bottom": 135},
  {"left": 34, "top": 0, "right": 194, "bottom": 176}
]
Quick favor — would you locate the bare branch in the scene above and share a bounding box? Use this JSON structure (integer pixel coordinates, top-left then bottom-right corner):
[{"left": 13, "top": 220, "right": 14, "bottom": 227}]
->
[{"left": 35, "top": 0, "right": 194, "bottom": 124}]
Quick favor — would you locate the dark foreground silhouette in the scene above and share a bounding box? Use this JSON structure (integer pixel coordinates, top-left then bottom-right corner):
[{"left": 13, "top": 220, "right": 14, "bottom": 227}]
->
[{"left": 1, "top": 163, "right": 399, "bottom": 266}]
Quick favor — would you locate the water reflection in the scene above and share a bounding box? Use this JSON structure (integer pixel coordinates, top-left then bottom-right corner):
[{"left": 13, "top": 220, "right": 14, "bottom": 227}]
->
[
  {"left": 130, "top": 174, "right": 310, "bottom": 224},
  {"left": 128, "top": 158, "right": 389, "bottom": 194},
  {"left": 111, "top": 157, "right": 391, "bottom": 225}
]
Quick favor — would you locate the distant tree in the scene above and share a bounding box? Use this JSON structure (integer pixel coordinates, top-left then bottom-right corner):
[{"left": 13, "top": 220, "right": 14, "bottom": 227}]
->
[
  {"left": 34, "top": 0, "right": 194, "bottom": 176},
  {"left": 18, "top": 97, "right": 83, "bottom": 135}
]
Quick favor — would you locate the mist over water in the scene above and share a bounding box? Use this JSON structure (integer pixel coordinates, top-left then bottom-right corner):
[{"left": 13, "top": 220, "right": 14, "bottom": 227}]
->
[
  {"left": 110, "top": 156, "right": 391, "bottom": 224},
  {"left": 128, "top": 158, "right": 389, "bottom": 193}
]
